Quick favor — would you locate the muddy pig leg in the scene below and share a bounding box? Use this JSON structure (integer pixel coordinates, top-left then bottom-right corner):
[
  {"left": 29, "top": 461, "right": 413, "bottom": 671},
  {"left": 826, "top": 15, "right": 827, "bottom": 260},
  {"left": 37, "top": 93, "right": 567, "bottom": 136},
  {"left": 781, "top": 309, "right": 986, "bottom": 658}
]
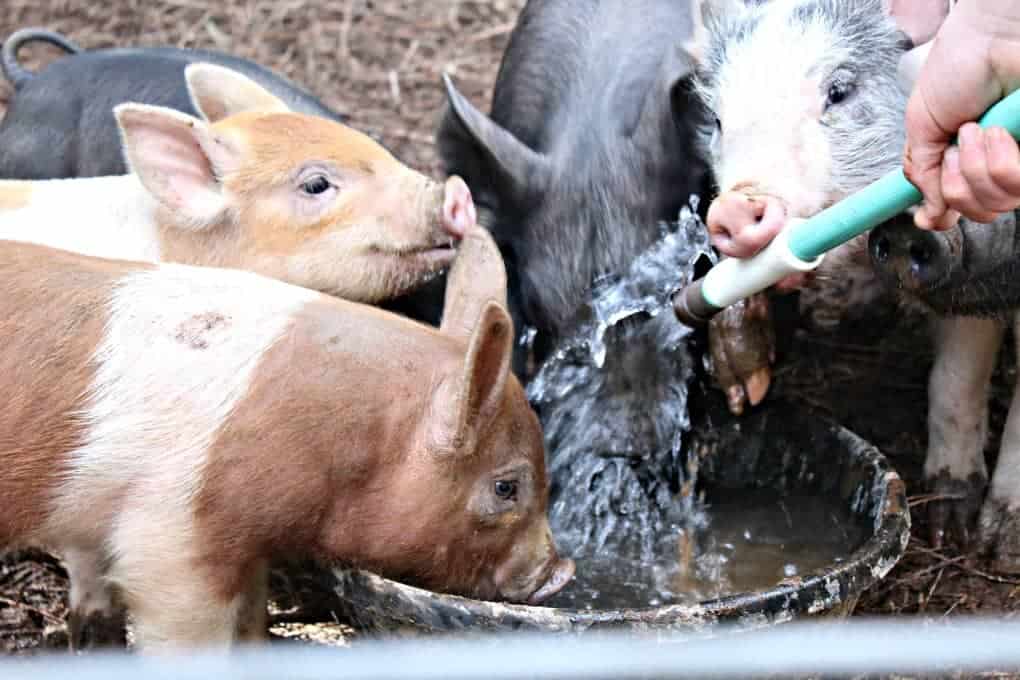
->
[
  {"left": 926, "top": 315, "right": 1004, "bottom": 549},
  {"left": 978, "top": 311, "right": 1020, "bottom": 572},
  {"left": 234, "top": 560, "right": 269, "bottom": 643},
  {"left": 63, "top": 547, "right": 128, "bottom": 651}
]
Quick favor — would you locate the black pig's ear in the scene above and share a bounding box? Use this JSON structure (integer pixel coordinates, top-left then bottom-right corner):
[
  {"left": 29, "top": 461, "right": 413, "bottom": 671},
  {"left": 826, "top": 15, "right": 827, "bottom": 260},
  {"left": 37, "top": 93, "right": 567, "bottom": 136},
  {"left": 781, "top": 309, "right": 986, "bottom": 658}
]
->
[
  {"left": 683, "top": 0, "right": 752, "bottom": 67},
  {"left": 437, "top": 72, "right": 549, "bottom": 202}
]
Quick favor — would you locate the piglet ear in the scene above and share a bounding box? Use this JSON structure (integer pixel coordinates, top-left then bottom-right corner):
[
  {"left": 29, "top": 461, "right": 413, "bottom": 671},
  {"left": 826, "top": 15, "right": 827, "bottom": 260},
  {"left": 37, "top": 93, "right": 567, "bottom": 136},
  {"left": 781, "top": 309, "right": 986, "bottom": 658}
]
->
[
  {"left": 184, "top": 62, "right": 291, "bottom": 123},
  {"left": 461, "top": 301, "right": 513, "bottom": 421},
  {"left": 432, "top": 301, "right": 514, "bottom": 454},
  {"left": 440, "top": 226, "right": 509, "bottom": 342},
  {"left": 114, "top": 103, "right": 241, "bottom": 229},
  {"left": 884, "top": 0, "right": 951, "bottom": 47},
  {"left": 438, "top": 73, "right": 549, "bottom": 202},
  {"left": 684, "top": 0, "right": 749, "bottom": 65}
]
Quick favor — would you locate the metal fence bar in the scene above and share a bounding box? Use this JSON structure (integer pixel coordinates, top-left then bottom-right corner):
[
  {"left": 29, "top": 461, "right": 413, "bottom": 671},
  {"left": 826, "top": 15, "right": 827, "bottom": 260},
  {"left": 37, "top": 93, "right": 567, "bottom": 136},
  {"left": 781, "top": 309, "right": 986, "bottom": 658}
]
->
[{"left": 3, "top": 616, "right": 1020, "bottom": 679}]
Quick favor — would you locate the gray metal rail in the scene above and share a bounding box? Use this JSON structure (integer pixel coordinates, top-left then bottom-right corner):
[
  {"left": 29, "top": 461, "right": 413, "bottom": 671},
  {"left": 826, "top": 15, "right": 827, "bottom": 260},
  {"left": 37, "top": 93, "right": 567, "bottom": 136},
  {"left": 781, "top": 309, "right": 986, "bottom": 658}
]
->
[{"left": 2, "top": 616, "right": 1020, "bottom": 679}]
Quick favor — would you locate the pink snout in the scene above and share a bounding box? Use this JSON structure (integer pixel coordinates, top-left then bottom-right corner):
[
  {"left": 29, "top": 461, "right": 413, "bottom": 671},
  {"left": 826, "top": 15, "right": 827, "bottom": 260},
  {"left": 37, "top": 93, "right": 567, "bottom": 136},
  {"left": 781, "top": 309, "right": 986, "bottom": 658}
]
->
[
  {"left": 527, "top": 557, "right": 576, "bottom": 605},
  {"left": 442, "top": 175, "right": 478, "bottom": 239},
  {"left": 706, "top": 189, "right": 809, "bottom": 291},
  {"left": 707, "top": 190, "right": 787, "bottom": 259}
]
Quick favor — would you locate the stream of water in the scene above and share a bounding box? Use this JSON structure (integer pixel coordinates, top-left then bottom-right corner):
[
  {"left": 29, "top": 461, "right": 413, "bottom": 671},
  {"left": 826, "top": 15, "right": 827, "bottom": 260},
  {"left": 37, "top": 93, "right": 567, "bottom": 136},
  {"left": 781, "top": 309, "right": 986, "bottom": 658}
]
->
[
  {"left": 526, "top": 202, "right": 865, "bottom": 609},
  {"left": 525, "top": 201, "right": 713, "bottom": 573}
]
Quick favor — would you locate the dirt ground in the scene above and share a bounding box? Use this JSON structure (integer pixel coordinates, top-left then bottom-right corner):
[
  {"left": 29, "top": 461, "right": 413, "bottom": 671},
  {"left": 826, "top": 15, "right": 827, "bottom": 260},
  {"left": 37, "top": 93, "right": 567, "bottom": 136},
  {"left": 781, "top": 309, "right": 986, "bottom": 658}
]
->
[{"left": 1, "top": 0, "right": 1019, "bottom": 674}]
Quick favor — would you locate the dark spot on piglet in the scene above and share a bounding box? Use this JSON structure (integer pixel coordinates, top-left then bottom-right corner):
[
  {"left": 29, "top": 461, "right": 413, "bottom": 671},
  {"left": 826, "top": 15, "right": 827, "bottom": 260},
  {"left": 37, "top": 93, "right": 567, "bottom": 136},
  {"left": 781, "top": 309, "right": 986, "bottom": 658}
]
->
[{"left": 174, "top": 312, "right": 230, "bottom": 350}]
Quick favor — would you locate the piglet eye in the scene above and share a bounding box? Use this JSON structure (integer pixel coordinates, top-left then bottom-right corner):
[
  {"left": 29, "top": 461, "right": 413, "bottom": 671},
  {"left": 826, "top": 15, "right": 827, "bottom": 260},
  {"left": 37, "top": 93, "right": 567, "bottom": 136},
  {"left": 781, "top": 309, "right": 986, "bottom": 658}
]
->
[
  {"left": 300, "top": 175, "right": 332, "bottom": 196},
  {"left": 826, "top": 81, "right": 855, "bottom": 108},
  {"left": 714, "top": 116, "right": 722, "bottom": 133},
  {"left": 494, "top": 479, "right": 518, "bottom": 501}
]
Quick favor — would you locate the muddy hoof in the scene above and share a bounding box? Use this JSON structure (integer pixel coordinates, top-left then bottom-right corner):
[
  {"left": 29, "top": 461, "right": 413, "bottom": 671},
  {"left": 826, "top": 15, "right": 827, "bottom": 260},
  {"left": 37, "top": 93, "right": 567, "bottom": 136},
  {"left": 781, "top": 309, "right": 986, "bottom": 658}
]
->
[
  {"left": 925, "top": 471, "right": 986, "bottom": 551},
  {"left": 67, "top": 606, "right": 128, "bottom": 652},
  {"left": 978, "top": 498, "right": 1020, "bottom": 574},
  {"left": 707, "top": 292, "right": 775, "bottom": 416}
]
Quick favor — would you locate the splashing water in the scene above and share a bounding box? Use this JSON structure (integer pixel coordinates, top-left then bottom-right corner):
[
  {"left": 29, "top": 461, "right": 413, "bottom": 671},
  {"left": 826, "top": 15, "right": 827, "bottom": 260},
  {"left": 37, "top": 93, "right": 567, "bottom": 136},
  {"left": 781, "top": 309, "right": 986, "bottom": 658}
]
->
[{"left": 525, "top": 201, "right": 715, "bottom": 575}]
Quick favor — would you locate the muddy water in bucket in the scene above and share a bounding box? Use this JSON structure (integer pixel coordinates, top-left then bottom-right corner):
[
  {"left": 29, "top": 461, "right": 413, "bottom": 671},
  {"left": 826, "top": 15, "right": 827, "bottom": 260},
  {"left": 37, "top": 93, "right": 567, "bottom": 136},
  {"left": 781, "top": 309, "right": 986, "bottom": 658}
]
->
[{"left": 527, "top": 201, "right": 868, "bottom": 610}]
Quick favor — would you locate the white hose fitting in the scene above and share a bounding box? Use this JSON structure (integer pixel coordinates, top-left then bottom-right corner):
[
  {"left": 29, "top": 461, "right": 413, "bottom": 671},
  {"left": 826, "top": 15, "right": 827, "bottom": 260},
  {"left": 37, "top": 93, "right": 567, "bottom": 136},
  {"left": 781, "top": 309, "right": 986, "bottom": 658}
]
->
[{"left": 701, "top": 218, "right": 824, "bottom": 309}]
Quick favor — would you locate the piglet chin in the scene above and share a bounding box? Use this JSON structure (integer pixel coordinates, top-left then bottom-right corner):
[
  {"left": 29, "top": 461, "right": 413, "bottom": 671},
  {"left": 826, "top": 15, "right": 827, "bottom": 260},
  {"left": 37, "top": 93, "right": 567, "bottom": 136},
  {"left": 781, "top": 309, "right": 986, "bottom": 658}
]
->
[{"left": 526, "top": 558, "right": 576, "bottom": 605}]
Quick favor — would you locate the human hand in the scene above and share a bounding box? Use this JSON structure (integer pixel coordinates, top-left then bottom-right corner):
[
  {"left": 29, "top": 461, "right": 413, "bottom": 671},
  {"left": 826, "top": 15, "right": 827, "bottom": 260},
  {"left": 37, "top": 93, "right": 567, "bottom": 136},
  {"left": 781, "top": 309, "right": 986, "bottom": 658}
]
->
[{"left": 904, "top": 0, "right": 1020, "bottom": 230}]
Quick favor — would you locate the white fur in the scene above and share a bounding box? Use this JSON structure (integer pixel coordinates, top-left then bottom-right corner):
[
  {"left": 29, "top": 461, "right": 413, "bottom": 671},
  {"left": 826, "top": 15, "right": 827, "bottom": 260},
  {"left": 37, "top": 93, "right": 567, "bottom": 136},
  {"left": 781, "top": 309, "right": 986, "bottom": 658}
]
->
[
  {"left": 925, "top": 316, "right": 1004, "bottom": 481},
  {"left": 707, "top": 7, "right": 839, "bottom": 215},
  {"left": 0, "top": 175, "right": 161, "bottom": 263},
  {"left": 987, "top": 316, "right": 1020, "bottom": 508},
  {"left": 46, "top": 263, "right": 319, "bottom": 649}
]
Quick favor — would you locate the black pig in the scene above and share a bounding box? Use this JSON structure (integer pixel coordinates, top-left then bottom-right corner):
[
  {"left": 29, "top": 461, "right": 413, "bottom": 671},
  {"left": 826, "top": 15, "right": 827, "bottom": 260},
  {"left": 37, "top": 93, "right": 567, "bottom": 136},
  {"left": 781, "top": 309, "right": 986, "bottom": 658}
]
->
[
  {"left": 0, "top": 28, "right": 346, "bottom": 179},
  {"left": 433, "top": 0, "right": 713, "bottom": 375}
]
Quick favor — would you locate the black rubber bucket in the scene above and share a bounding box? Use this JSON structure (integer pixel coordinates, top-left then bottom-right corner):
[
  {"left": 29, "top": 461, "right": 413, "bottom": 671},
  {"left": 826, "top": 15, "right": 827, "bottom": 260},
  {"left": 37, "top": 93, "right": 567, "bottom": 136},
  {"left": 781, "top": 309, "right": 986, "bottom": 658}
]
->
[{"left": 330, "top": 400, "right": 910, "bottom": 637}]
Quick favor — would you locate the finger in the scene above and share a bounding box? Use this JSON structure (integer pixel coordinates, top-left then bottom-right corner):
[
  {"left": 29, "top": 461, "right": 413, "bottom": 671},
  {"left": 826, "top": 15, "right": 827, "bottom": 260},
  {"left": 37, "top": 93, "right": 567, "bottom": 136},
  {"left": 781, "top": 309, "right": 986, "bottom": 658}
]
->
[
  {"left": 957, "top": 124, "right": 1020, "bottom": 214},
  {"left": 915, "top": 207, "right": 962, "bottom": 231},
  {"left": 943, "top": 145, "right": 1002, "bottom": 224},
  {"left": 986, "top": 127, "right": 1020, "bottom": 203},
  {"left": 904, "top": 87, "right": 952, "bottom": 226}
]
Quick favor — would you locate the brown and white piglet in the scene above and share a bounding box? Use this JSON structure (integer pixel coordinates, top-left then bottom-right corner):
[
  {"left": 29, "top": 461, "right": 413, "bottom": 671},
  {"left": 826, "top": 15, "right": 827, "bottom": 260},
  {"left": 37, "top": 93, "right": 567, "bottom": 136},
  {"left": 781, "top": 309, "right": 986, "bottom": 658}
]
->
[
  {"left": 0, "top": 226, "right": 572, "bottom": 652},
  {"left": 0, "top": 62, "right": 476, "bottom": 303}
]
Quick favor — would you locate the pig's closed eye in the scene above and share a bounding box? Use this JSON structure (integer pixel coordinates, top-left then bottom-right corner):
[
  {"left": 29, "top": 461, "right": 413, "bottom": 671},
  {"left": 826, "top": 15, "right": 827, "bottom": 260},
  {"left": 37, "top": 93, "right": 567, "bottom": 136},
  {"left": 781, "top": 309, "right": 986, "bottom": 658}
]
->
[
  {"left": 301, "top": 174, "right": 333, "bottom": 196},
  {"left": 494, "top": 479, "right": 518, "bottom": 501}
]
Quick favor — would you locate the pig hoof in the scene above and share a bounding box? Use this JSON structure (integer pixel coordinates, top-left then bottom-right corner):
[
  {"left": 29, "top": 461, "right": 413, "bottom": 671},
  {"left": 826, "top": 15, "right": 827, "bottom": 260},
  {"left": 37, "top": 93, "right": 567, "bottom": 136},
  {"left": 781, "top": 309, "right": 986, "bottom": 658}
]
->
[
  {"left": 925, "top": 471, "right": 986, "bottom": 551},
  {"left": 707, "top": 293, "right": 775, "bottom": 416},
  {"left": 67, "top": 607, "right": 128, "bottom": 652},
  {"left": 978, "top": 498, "right": 1020, "bottom": 574}
]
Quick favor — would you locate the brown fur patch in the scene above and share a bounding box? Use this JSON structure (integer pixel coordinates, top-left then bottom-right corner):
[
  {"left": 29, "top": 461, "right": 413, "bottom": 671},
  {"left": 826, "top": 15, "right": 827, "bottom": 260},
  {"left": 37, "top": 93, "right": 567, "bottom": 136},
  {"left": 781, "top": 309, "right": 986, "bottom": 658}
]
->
[
  {"left": 0, "top": 181, "right": 32, "bottom": 211},
  {"left": 218, "top": 112, "right": 398, "bottom": 178},
  {"left": 192, "top": 294, "right": 465, "bottom": 600},
  {"left": 218, "top": 112, "right": 429, "bottom": 261},
  {"left": 150, "top": 108, "right": 447, "bottom": 304},
  {"left": 0, "top": 240, "right": 144, "bottom": 546},
  {"left": 194, "top": 287, "right": 553, "bottom": 603}
]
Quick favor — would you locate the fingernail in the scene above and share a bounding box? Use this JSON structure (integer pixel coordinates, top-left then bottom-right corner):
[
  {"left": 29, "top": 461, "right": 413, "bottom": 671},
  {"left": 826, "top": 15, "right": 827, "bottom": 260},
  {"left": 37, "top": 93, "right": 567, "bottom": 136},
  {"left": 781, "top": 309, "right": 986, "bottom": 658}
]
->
[
  {"left": 959, "top": 123, "right": 979, "bottom": 149},
  {"left": 944, "top": 146, "right": 961, "bottom": 174},
  {"left": 914, "top": 207, "right": 933, "bottom": 230},
  {"left": 986, "top": 127, "right": 1001, "bottom": 154},
  {"left": 988, "top": 127, "right": 1015, "bottom": 159}
]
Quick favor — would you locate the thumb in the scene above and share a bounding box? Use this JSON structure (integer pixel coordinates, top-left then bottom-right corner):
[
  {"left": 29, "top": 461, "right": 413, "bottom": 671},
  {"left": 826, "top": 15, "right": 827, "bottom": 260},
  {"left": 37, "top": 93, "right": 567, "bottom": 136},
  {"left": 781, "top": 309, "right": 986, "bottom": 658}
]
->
[{"left": 903, "top": 85, "right": 953, "bottom": 229}]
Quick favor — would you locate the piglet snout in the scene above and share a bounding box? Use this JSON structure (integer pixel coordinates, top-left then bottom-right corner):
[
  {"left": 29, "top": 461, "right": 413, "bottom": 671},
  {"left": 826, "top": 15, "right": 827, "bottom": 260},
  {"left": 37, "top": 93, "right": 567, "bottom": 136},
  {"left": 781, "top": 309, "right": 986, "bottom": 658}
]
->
[
  {"left": 441, "top": 175, "right": 477, "bottom": 239},
  {"left": 869, "top": 215, "right": 959, "bottom": 293},
  {"left": 526, "top": 557, "right": 576, "bottom": 605},
  {"left": 707, "top": 191, "right": 787, "bottom": 259}
]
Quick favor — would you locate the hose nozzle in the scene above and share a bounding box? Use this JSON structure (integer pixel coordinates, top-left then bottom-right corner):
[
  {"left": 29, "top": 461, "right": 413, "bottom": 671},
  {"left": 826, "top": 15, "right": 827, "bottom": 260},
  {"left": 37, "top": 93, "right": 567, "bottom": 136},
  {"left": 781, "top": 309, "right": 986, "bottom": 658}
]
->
[{"left": 671, "top": 278, "right": 720, "bottom": 327}]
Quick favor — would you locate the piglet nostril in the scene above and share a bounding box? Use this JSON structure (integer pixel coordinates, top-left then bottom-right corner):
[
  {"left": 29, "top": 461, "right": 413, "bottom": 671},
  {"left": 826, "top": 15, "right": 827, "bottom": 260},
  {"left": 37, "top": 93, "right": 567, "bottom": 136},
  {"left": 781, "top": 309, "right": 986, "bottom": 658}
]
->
[
  {"left": 909, "top": 242, "right": 933, "bottom": 268},
  {"left": 871, "top": 235, "right": 891, "bottom": 264}
]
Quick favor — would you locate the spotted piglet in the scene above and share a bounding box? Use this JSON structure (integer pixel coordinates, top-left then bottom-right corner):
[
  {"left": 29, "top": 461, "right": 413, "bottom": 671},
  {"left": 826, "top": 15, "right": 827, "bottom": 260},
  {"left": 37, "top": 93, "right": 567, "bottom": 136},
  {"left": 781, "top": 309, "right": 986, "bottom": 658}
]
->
[{"left": 0, "top": 226, "right": 573, "bottom": 651}]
